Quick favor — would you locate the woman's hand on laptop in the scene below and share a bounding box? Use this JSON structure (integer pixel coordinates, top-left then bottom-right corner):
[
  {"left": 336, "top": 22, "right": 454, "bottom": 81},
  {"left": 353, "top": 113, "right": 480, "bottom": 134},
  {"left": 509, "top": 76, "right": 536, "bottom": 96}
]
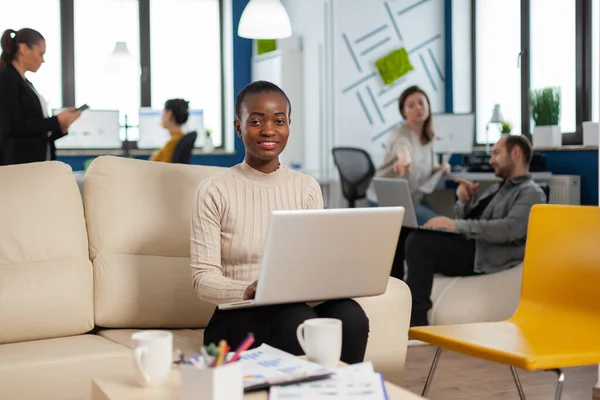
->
[
  {"left": 423, "top": 216, "right": 456, "bottom": 231},
  {"left": 243, "top": 281, "right": 258, "bottom": 300}
]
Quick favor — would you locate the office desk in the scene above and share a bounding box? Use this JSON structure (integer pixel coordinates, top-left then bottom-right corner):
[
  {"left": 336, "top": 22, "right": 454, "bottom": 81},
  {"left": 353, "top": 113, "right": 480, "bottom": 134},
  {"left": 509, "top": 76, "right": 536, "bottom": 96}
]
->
[{"left": 449, "top": 171, "right": 552, "bottom": 182}]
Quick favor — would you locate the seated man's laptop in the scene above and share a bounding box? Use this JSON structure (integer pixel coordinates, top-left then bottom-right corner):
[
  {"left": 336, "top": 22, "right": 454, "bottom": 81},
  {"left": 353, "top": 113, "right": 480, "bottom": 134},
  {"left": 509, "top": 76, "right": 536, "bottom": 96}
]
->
[
  {"left": 373, "top": 177, "right": 459, "bottom": 234},
  {"left": 218, "top": 207, "right": 405, "bottom": 310}
]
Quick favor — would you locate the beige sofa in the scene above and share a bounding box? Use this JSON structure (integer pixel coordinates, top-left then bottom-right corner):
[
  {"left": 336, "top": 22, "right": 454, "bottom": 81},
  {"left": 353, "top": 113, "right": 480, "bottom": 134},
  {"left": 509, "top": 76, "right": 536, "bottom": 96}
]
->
[{"left": 0, "top": 156, "right": 412, "bottom": 400}]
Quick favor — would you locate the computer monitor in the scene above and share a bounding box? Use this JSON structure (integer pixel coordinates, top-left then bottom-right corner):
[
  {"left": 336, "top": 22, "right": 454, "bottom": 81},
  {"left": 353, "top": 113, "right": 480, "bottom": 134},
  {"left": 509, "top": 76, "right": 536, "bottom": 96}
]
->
[
  {"left": 137, "top": 108, "right": 204, "bottom": 149},
  {"left": 53, "top": 109, "right": 122, "bottom": 149},
  {"left": 186, "top": 109, "right": 204, "bottom": 146},
  {"left": 137, "top": 108, "right": 166, "bottom": 149},
  {"left": 432, "top": 113, "right": 475, "bottom": 154}
]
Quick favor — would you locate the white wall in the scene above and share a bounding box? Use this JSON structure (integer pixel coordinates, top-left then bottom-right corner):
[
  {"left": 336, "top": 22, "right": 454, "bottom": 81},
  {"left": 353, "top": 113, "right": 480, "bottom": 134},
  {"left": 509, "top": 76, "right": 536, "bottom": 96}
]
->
[
  {"left": 281, "top": 0, "right": 330, "bottom": 174},
  {"left": 282, "top": 0, "right": 446, "bottom": 173}
]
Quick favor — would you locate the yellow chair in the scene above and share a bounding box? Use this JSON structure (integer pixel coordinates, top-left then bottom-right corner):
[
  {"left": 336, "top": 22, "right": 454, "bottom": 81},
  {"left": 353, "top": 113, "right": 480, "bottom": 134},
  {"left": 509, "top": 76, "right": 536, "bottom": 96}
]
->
[{"left": 409, "top": 204, "right": 600, "bottom": 400}]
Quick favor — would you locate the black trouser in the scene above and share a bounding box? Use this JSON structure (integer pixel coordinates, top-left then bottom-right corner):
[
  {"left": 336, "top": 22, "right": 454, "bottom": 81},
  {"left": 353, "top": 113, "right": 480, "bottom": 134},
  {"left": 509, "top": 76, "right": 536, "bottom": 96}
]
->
[
  {"left": 390, "top": 227, "right": 416, "bottom": 279},
  {"left": 405, "top": 230, "right": 477, "bottom": 326},
  {"left": 204, "top": 299, "right": 370, "bottom": 364}
]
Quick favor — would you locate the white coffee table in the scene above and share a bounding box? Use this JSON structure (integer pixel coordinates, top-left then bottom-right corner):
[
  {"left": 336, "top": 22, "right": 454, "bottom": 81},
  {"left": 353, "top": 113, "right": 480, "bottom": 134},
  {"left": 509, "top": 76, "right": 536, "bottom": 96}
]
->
[{"left": 91, "top": 367, "right": 425, "bottom": 399}]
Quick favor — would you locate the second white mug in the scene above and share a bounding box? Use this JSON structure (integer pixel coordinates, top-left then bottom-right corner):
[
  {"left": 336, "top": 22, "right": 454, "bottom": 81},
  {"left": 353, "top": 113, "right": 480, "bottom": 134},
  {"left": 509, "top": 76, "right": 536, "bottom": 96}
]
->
[
  {"left": 131, "top": 330, "right": 173, "bottom": 387},
  {"left": 296, "top": 318, "right": 342, "bottom": 368}
]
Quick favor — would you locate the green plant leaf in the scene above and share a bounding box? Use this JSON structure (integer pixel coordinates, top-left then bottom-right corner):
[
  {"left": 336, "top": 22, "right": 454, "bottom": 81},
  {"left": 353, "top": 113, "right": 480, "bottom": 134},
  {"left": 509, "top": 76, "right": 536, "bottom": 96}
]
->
[
  {"left": 529, "top": 86, "right": 561, "bottom": 126},
  {"left": 83, "top": 157, "right": 95, "bottom": 171},
  {"left": 500, "top": 121, "right": 512, "bottom": 133}
]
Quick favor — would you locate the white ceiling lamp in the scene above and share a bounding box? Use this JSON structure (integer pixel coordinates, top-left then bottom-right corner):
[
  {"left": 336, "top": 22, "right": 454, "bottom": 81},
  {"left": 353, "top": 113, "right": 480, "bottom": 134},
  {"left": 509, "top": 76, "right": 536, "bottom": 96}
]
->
[
  {"left": 106, "top": 41, "right": 137, "bottom": 75},
  {"left": 238, "top": 0, "right": 292, "bottom": 39}
]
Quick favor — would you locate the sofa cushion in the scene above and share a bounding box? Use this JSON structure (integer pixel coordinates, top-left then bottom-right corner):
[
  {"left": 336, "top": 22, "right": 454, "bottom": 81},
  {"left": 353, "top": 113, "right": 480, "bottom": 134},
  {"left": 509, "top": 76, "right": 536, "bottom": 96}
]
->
[
  {"left": 84, "top": 156, "right": 224, "bottom": 328},
  {"left": 0, "top": 334, "right": 131, "bottom": 400},
  {"left": 0, "top": 161, "right": 94, "bottom": 344},
  {"left": 429, "top": 263, "right": 523, "bottom": 325},
  {"left": 99, "top": 329, "right": 204, "bottom": 359},
  {"left": 353, "top": 278, "right": 411, "bottom": 385}
]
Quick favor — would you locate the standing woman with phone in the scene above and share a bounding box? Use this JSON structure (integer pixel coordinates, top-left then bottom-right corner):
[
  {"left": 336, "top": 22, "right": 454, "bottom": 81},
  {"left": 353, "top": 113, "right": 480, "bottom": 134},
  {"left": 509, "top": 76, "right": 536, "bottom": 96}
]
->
[{"left": 0, "top": 28, "right": 80, "bottom": 165}]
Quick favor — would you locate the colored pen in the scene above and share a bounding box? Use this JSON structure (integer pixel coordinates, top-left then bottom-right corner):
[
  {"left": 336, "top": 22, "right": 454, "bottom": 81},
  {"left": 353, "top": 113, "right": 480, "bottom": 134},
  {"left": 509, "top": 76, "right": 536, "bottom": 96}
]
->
[
  {"left": 214, "top": 340, "right": 227, "bottom": 367},
  {"left": 227, "top": 333, "right": 255, "bottom": 364}
]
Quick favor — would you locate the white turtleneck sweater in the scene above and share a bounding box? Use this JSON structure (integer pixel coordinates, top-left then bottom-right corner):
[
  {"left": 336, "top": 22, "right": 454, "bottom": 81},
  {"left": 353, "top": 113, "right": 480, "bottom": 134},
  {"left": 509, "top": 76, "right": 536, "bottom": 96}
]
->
[{"left": 190, "top": 161, "right": 324, "bottom": 305}]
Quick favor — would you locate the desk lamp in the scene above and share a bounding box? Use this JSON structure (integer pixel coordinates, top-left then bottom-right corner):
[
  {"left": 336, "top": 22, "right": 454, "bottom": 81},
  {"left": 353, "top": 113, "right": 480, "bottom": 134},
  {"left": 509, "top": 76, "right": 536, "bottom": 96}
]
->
[{"left": 486, "top": 104, "right": 504, "bottom": 154}]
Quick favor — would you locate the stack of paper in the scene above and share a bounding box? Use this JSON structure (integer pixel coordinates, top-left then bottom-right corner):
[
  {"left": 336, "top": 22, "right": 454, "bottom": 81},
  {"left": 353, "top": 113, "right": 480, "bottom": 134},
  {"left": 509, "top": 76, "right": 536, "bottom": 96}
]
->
[
  {"left": 239, "top": 344, "right": 332, "bottom": 392},
  {"left": 269, "top": 362, "right": 388, "bottom": 399},
  {"left": 418, "top": 153, "right": 452, "bottom": 194}
]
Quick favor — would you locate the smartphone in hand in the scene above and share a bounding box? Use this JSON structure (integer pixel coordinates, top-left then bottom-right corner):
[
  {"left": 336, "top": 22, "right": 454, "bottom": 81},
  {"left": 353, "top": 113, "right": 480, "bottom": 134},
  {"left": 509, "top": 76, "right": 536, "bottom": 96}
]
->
[{"left": 76, "top": 104, "right": 90, "bottom": 112}]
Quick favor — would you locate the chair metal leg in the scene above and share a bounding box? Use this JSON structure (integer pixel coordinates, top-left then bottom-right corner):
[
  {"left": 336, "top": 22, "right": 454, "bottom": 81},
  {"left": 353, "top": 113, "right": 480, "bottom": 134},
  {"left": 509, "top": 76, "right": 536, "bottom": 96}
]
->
[
  {"left": 421, "top": 347, "right": 442, "bottom": 397},
  {"left": 510, "top": 366, "right": 527, "bottom": 400},
  {"left": 552, "top": 369, "right": 565, "bottom": 400}
]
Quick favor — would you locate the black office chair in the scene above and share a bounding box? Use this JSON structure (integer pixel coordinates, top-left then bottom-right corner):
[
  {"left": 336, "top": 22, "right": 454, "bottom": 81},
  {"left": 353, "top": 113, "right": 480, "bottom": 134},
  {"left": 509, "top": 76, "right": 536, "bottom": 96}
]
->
[
  {"left": 331, "top": 147, "right": 375, "bottom": 208},
  {"left": 539, "top": 182, "right": 551, "bottom": 203},
  {"left": 172, "top": 131, "right": 197, "bottom": 164}
]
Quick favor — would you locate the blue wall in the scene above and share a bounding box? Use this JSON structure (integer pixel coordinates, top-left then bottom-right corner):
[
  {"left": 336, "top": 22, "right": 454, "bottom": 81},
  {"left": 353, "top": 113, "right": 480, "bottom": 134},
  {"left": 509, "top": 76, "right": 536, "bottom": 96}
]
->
[
  {"left": 540, "top": 150, "right": 598, "bottom": 205},
  {"left": 58, "top": 0, "right": 251, "bottom": 169}
]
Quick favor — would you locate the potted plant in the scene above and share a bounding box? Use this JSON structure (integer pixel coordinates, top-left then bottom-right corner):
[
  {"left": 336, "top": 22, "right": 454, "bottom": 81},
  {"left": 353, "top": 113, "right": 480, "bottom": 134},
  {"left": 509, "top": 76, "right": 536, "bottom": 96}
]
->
[
  {"left": 204, "top": 128, "right": 214, "bottom": 153},
  {"left": 530, "top": 87, "right": 561, "bottom": 147},
  {"left": 500, "top": 121, "right": 512, "bottom": 135}
]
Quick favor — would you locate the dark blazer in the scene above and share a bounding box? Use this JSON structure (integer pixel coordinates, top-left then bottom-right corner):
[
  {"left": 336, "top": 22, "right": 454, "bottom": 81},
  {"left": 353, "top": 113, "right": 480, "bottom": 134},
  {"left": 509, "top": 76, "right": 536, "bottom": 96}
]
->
[{"left": 0, "top": 64, "right": 65, "bottom": 165}]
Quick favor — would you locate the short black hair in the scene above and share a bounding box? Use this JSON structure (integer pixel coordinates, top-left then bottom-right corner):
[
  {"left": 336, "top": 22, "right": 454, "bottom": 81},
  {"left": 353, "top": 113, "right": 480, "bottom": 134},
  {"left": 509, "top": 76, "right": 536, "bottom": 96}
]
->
[
  {"left": 164, "top": 98, "right": 189, "bottom": 125},
  {"left": 234, "top": 80, "right": 291, "bottom": 121},
  {"left": 504, "top": 134, "right": 533, "bottom": 165}
]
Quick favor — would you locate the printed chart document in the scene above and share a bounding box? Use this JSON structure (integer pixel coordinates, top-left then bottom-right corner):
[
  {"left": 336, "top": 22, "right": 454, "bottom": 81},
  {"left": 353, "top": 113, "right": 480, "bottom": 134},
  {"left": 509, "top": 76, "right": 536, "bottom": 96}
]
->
[
  {"left": 418, "top": 153, "right": 452, "bottom": 194},
  {"left": 239, "top": 344, "right": 332, "bottom": 392},
  {"left": 269, "top": 362, "right": 388, "bottom": 400}
]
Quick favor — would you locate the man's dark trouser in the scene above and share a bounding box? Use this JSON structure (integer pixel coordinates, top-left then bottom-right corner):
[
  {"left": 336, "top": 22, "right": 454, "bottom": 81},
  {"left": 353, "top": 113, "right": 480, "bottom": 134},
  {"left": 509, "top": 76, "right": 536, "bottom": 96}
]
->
[{"left": 405, "top": 230, "right": 477, "bottom": 326}]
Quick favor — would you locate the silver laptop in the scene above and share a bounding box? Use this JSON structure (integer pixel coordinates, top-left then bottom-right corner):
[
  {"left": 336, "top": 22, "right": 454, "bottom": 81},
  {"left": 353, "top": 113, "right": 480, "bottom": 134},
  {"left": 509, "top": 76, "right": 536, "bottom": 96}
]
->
[
  {"left": 373, "top": 177, "right": 459, "bottom": 233},
  {"left": 218, "top": 207, "right": 405, "bottom": 310}
]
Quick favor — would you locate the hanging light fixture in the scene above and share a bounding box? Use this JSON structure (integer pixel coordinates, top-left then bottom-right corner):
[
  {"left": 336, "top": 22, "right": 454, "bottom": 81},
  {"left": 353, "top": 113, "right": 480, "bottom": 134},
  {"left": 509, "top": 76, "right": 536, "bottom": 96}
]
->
[
  {"left": 238, "top": 0, "right": 292, "bottom": 39},
  {"left": 105, "top": 41, "right": 137, "bottom": 75}
]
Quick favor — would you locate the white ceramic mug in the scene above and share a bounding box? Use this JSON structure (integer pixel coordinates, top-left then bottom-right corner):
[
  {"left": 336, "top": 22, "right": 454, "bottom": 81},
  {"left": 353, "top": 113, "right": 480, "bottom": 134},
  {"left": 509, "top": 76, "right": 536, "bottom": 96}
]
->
[
  {"left": 131, "top": 330, "right": 173, "bottom": 387},
  {"left": 296, "top": 318, "right": 342, "bottom": 368}
]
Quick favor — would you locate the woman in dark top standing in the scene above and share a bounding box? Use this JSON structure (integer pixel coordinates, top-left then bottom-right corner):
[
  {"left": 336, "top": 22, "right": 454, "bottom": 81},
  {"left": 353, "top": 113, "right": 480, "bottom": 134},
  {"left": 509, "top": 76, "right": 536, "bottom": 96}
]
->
[{"left": 0, "top": 28, "right": 80, "bottom": 165}]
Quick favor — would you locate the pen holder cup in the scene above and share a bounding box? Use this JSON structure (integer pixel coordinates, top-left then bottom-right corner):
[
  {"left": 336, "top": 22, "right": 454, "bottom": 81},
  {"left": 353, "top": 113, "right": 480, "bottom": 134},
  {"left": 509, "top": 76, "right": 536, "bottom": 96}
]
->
[{"left": 180, "top": 362, "right": 243, "bottom": 400}]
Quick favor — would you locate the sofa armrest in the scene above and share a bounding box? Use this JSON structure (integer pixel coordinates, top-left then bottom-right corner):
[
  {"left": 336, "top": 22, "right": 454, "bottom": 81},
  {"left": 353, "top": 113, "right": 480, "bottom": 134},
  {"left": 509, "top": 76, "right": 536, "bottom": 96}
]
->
[{"left": 353, "top": 277, "right": 411, "bottom": 386}]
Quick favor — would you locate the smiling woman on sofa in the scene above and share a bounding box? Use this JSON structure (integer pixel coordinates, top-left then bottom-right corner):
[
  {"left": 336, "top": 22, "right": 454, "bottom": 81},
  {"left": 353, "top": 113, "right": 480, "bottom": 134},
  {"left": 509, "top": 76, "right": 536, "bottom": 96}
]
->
[{"left": 190, "top": 80, "right": 369, "bottom": 364}]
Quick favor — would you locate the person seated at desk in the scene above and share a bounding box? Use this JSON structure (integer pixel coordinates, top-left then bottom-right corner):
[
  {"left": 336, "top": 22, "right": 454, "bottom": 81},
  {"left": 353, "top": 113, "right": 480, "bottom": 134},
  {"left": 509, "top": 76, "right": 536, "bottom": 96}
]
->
[
  {"left": 405, "top": 135, "right": 546, "bottom": 327},
  {"left": 149, "top": 98, "right": 188, "bottom": 162},
  {"left": 367, "top": 85, "right": 449, "bottom": 225},
  {"left": 190, "top": 80, "right": 369, "bottom": 363}
]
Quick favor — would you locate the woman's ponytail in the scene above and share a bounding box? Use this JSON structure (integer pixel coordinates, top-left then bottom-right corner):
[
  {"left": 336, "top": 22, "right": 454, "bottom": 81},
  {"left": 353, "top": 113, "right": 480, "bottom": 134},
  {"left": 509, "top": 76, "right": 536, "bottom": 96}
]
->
[{"left": 0, "top": 29, "right": 18, "bottom": 71}]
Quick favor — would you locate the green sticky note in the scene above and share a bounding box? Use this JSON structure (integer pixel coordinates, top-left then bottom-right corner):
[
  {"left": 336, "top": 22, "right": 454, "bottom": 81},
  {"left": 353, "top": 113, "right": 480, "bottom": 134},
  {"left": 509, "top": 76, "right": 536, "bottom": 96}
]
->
[
  {"left": 257, "top": 39, "right": 277, "bottom": 55},
  {"left": 375, "top": 47, "right": 414, "bottom": 86}
]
